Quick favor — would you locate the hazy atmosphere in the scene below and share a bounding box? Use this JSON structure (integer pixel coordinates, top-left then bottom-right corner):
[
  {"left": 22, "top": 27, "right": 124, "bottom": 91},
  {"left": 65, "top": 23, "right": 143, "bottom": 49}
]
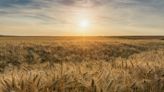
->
[
  {"left": 0, "top": 0, "right": 164, "bottom": 36},
  {"left": 0, "top": 1, "right": 164, "bottom": 92}
]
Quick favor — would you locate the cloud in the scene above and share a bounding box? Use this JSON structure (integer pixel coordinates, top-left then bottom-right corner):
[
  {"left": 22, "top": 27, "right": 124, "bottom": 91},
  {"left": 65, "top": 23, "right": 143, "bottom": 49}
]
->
[
  {"left": 0, "top": 0, "right": 109, "bottom": 8},
  {"left": 0, "top": 0, "right": 164, "bottom": 33},
  {"left": 56, "top": 0, "right": 109, "bottom": 7}
]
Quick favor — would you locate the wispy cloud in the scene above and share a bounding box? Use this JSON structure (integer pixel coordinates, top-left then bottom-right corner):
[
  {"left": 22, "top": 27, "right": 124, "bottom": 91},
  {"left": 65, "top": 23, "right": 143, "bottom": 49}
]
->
[{"left": 0, "top": 0, "right": 164, "bottom": 35}]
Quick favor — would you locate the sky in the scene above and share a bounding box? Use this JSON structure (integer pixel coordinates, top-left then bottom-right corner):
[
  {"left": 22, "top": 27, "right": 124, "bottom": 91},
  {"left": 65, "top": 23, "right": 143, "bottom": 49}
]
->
[{"left": 0, "top": 0, "right": 164, "bottom": 36}]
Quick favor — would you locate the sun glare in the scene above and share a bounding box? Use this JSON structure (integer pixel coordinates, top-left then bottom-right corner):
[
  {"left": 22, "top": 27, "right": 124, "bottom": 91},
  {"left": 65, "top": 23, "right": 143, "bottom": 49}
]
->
[{"left": 79, "top": 20, "right": 90, "bottom": 28}]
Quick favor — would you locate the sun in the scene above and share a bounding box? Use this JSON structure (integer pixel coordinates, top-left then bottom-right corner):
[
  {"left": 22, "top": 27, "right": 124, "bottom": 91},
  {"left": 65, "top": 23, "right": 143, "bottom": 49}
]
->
[{"left": 79, "top": 20, "right": 90, "bottom": 28}]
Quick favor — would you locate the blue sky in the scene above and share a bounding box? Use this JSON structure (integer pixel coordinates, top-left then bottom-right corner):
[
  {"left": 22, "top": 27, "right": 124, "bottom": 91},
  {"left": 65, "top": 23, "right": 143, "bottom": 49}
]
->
[{"left": 0, "top": 0, "right": 164, "bottom": 36}]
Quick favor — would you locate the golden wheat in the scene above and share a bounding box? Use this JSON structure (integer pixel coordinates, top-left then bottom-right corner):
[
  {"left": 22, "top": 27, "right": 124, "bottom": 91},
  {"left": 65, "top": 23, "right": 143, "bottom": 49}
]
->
[{"left": 0, "top": 37, "right": 164, "bottom": 92}]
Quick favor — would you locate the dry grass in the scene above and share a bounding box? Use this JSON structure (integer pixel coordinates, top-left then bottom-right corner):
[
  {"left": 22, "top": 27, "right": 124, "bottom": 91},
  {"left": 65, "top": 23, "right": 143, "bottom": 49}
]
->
[{"left": 0, "top": 37, "right": 164, "bottom": 92}]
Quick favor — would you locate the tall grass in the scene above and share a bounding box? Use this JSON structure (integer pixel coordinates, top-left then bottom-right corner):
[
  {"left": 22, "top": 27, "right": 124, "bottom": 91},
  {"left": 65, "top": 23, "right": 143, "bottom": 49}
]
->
[{"left": 0, "top": 37, "right": 164, "bottom": 92}]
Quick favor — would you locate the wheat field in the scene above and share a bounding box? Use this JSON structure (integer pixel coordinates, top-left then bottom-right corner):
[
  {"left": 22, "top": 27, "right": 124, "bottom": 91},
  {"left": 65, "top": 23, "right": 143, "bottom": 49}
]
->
[{"left": 0, "top": 37, "right": 164, "bottom": 92}]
